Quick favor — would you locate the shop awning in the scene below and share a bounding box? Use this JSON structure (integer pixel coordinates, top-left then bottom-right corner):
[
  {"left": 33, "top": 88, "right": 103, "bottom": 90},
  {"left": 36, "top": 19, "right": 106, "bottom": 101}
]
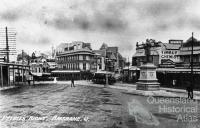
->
[
  {"left": 51, "top": 70, "right": 80, "bottom": 73},
  {"left": 123, "top": 66, "right": 140, "bottom": 70},
  {"left": 133, "top": 52, "right": 145, "bottom": 57},
  {"left": 157, "top": 68, "right": 200, "bottom": 74},
  {"left": 31, "top": 72, "right": 43, "bottom": 76},
  {"left": 178, "top": 51, "right": 200, "bottom": 55},
  {"left": 95, "top": 71, "right": 114, "bottom": 75}
]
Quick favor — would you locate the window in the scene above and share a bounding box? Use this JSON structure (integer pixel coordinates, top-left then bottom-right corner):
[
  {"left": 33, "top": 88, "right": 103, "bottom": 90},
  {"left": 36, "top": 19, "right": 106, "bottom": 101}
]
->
[
  {"left": 69, "top": 46, "right": 74, "bottom": 51},
  {"left": 83, "top": 55, "right": 86, "bottom": 60},
  {"left": 77, "top": 63, "right": 79, "bottom": 69},
  {"left": 83, "top": 63, "right": 86, "bottom": 70},
  {"left": 63, "top": 65, "right": 66, "bottom": 69}
]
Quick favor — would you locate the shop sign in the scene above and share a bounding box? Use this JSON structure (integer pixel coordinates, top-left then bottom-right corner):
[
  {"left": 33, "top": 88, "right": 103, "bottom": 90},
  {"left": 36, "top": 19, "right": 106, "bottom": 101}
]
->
[{"left": 161, "top": 50, "right": 179, "bottom": 62}]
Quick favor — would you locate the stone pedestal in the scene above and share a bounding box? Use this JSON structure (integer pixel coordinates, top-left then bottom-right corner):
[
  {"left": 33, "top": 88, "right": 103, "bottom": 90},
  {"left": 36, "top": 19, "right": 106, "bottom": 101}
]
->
[{"left": 136, "top": 63, "right": 160, "bottom": 91}]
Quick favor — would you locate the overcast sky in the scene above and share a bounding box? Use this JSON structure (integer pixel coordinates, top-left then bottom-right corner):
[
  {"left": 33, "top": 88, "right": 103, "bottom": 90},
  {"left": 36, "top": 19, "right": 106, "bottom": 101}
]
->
[{"left": 0, "top": 0, "right": 200, "bottom": 58}]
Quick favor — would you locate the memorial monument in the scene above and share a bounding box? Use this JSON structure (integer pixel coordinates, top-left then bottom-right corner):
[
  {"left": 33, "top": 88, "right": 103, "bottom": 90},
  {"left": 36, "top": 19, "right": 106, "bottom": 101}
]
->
[{"left": 136, "top": 40, "right": 160, "bottom": 90}]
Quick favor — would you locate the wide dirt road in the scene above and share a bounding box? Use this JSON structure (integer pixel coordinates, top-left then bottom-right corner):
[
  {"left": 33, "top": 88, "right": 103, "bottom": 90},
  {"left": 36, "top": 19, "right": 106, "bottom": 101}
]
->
[{"left": 0, "top": 83, "right": 199, "bottom": 128}]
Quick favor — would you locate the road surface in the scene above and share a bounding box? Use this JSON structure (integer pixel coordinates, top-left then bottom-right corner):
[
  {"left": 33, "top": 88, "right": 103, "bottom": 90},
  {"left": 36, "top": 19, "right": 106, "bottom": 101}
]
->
[{"left": 0, "top": 82, "right": 199, "bottom": 128}]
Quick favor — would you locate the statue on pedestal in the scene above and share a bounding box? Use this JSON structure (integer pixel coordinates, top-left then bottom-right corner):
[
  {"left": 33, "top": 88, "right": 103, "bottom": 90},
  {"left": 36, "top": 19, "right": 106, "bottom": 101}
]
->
[{"left": 136, "top": 40, "right": 160, "bottom": 91}]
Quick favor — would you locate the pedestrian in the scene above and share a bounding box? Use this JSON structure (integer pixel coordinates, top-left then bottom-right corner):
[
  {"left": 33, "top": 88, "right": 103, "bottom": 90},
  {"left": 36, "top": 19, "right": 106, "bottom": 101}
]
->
[
  {"left": 53, "top": 77, "right": 57, "bottom": 84},
  {"left": 186, "top": 85, "right": 193, "bottom": 99},
  {"left": 71, "top": 75, "right": 75, "bottom": 87},
  {"left": 172, "top": 80, "right": 176, "bottom": 86}
]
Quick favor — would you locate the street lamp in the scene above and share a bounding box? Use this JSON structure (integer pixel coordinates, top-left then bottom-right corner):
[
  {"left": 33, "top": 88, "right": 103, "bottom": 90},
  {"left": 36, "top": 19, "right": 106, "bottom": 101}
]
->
[
  {"left": 127, "top": 57, "right": 130, "bottom": 82},
  {"left": 105, "top": 58, "right": 109, "bottom": 86}
]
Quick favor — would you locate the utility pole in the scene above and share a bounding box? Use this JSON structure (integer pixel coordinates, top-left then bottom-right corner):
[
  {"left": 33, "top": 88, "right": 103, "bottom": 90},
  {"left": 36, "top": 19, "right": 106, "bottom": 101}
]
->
[
  {"left": 22, "top": 50, "right": 24, "bottom": 82},
  {"left": 105, "top": 49, "right": 108, "bottom": 86},
  {"left": 5, "top": 27, "right": 9, "bottom": 63},
  {"left": 5, "top": 27, "right": 10, "bottom": 86},
  {"left": 128, "top": 57, "right": 130, "bottom": 82},
  {"left": 191, "top": 32, "right": 194, "bottom": 99}
]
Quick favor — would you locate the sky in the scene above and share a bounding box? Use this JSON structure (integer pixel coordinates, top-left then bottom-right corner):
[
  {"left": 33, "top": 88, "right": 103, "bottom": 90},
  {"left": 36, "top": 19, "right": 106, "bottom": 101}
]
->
[{"left": 0, "top": 0, "right": 200, "bottom": 58}]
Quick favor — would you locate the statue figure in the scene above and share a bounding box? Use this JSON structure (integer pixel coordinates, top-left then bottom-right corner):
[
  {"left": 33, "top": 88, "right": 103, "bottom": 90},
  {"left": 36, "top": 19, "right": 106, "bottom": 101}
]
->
[
  {"left": 144, "top": 41, "right": 151, "bottom": 63},
  {"left": 136, "top": 42, "right": 139, "bottom": 47}
]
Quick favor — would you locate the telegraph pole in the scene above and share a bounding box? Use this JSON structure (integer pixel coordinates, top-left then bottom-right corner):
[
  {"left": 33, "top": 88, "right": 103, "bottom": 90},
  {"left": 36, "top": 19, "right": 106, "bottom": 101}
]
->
[
  {"left": 5, "top": 27, "right": 9, "bottom": 63},
  {"left": 128, "top": 57, "right": 130, "bottom": 82},
  {"left": 191, "top": 32, "right": 194, "bottom": 99},
  {"left": 105, "top": 49, "right": 108, "bottom": 86}
]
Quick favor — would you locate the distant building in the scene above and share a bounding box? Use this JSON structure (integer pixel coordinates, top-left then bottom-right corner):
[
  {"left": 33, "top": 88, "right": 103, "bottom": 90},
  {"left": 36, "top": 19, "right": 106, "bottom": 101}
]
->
[
  {"left": 53, "top": 41, "right": 97, "bottom": 80},
  {"left": 177, "top": 37, "right": 200, "bottom": 68},
  {"left": 25, "top": 52, "right": 56, "bottom": 82},
  {"left": 0, "top": 27, "right": 17, "bottom": 62},
  {"left": 93, "top": 49, "right": 106, "bottom": 71},
  {"left": 29, "top": 53, "right": 52, "bottom": 76},
  {"left": 93, "top": 43, "right": 125, "bottom": 73}
]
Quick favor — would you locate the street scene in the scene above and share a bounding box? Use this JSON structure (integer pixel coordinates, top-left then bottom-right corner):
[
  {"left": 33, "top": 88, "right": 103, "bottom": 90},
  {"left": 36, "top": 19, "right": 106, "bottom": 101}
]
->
[{"left": 1, "top": 0, "right": 200, "bottom": 128}]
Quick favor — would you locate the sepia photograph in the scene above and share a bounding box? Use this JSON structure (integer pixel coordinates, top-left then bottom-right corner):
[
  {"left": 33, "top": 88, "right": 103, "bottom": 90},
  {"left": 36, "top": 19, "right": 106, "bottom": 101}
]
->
[{"left": 0, "top": 0, "right": 200, "bottom": 128}]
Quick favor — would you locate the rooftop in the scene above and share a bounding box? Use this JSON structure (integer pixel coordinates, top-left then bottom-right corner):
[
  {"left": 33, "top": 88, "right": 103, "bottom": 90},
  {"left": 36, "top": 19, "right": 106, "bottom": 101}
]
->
[{"left": 162, "top": 43, "right": 181, "bottom": 50}]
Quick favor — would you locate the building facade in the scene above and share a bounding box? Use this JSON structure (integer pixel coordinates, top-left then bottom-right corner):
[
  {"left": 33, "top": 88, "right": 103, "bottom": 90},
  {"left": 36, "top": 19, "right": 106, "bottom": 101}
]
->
[
  {"left": 53, "top": 42, "right": 97, "bottom": 80},
  {"left": 93, "top": 43, "right": 125, "bottom": 73},
  {"left": 56, "top": 49, "right": 97, "bottom": 71},
  {"left": 177, "top": 37, "right": 200, "bottom": 68}
]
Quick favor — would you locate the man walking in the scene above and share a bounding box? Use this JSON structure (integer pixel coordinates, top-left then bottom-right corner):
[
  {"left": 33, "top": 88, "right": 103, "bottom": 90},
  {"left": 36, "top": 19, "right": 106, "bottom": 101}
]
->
[
  {"left": 186, "top": 86, "right": 193, "bottom": 99},
  {"left": 71, "top": 75, "right": 75, "bottom": 87}
]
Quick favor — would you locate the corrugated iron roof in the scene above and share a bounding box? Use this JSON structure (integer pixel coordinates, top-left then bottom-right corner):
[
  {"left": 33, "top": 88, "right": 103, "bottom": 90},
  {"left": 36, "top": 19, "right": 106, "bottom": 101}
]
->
[{"left": 163, "top": 43, "right": 181, "bottom": 50}]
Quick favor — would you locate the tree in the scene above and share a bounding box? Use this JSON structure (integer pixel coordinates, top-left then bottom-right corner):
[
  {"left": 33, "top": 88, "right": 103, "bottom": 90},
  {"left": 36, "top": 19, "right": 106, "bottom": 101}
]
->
[
  {"left": 31, "top": 52, "right": 36, "bottom": 59},
  {"left": 17, "top": 51, "right": 30, "bottom": 61}
]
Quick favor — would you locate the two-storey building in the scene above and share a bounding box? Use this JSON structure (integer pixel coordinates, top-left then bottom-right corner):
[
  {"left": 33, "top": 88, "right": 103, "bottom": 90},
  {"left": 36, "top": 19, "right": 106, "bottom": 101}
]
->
[
  {"left": 52, "top": 41, "right": 97, "bottom": 80},
  {"left": 93, "top": 43, "right": 125, "bottom": 73}
]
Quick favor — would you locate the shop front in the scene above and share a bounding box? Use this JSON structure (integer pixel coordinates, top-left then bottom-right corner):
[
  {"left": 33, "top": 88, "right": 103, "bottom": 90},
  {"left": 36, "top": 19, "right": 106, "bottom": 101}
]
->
[{"left": 157, "top": 68, "right": 200, "bottom": 90}]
